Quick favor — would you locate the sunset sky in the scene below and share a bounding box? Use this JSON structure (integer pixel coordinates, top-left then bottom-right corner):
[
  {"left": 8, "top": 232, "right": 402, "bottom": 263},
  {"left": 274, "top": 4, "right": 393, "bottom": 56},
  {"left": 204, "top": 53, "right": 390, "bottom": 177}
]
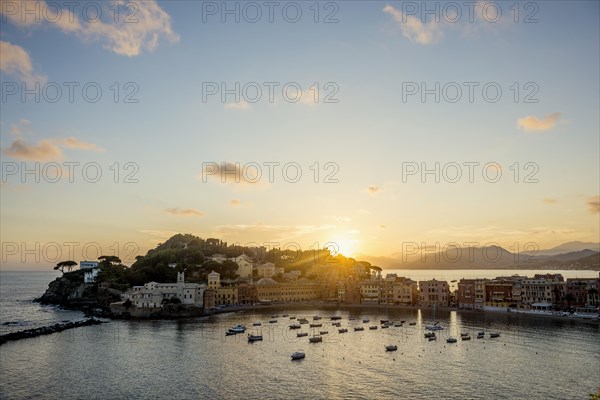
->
[{"left": 1, "top": 1, "right": 598, "bottom": 270}]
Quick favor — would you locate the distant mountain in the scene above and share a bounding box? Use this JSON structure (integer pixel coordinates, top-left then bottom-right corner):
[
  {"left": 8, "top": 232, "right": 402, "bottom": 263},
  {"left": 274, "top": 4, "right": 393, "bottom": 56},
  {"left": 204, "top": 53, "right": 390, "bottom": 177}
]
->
[
  {"left": 537, "top": 241, "right": 600, "bottom": 256},
  {"left": 397, "top": 245, "right": 525, "bottom": 269},
  {"left": 537, "top": 249, "right": 599, "bottom": 263},
  {"left": 370, "top": 244, "right": 600, "bottom": 270}
]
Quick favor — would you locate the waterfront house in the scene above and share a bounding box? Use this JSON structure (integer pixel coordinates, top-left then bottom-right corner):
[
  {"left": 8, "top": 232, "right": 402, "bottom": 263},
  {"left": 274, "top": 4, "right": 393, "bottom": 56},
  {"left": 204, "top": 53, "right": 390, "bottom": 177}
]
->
[
  {"left": 419, "top": 279, "right": 450, "bottom": 307},
  {"left": 124, "top": 272, "right": 206, "bottom": 308}
]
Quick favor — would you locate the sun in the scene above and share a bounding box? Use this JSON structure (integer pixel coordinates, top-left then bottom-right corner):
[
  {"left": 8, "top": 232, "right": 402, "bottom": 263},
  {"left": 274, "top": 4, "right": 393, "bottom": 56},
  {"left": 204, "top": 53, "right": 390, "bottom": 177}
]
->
[{"left": 331, "top": 237, "right": 357, "bottom": 257}]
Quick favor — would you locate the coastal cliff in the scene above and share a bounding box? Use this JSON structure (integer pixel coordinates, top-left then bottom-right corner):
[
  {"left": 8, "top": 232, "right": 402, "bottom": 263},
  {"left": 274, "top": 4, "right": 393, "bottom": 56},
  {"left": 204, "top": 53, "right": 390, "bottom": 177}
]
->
[{"left": 37, "top": 270, "right": 122, "bottom": 313}]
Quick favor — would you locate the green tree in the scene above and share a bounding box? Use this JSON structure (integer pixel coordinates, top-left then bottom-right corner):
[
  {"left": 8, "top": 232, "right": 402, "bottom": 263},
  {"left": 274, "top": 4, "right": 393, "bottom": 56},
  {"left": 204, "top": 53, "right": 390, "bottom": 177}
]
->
[
  {"left": 53, "top": 260, "right": 77, "bottom": 273},
  {"left": 98, "top": 255, "right": 122, "bottom": 267}
]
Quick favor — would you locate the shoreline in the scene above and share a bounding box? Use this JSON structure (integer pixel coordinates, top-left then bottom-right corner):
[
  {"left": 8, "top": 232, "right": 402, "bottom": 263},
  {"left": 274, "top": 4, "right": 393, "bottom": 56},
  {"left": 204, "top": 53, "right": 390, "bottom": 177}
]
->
[{"left": 201, "top": 302, "right": 600, "bottom": 325}]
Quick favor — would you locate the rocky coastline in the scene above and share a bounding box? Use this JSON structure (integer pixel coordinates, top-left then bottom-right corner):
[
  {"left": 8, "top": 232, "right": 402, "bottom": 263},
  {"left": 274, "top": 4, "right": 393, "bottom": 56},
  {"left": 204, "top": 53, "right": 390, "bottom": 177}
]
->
[{"left": 0, "top": 318, "right": 104, "bottom": 346}]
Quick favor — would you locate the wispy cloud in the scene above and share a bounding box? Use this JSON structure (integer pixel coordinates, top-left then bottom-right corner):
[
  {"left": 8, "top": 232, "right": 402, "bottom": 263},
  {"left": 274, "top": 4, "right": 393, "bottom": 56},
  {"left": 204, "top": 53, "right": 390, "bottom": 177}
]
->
[
  {"left": 1, "top": 1, "right": 179, "bottom": 57},
  {"left": 165, "top": 208, "right": 204, "bottom": 218},
  {"left": 224, "top": 100, "right": 252, "bottom": 111},
  {"left": 587, "top": 196, "right": 600, "bottom": 214},
  {"left": 367, "top": 186, "right": 381, "bottom": 195},
  {"left": 199, "top": 162, "right": 266, "bottom": 186},
  {"left": 213, "top": 223, "right": 336, "bottom": 243},
  {"left": 543, "top": 198, "right": 558, "bottom": 204},
  {"left": 60, "top": 137, "right": 105, "bottom": 152},
  {"left": 2, "top": 121, "right": 105, "bottom": 161},
  {"left": 2, "top": 138, "right": 63, "bottom": 161},
  {"left": 0, "top": 41, "right": 46, "bottom": 85},
  {"left": 383, "top": 4, "right": 441, "bottom": 45},
  {"left": 517, "top": 112, "right": 561, "bottom": 132}
]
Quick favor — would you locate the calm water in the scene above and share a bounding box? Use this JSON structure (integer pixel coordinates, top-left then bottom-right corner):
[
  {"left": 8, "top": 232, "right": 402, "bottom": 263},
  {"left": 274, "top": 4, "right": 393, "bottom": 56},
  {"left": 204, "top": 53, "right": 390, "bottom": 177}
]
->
[
  {"left": 0, "top": 271, "right": 85, "bottom": 334},
  {"left": 0, "top": 271, "right": 599, "bottom": 399}
]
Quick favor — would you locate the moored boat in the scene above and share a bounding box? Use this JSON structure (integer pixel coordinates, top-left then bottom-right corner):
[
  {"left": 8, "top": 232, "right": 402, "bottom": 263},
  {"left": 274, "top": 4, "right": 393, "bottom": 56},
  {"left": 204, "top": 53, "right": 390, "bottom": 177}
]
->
[
  {"left": 289, "top": 323, "right": 301, "bottom": 329},
  {"left": 354, "top": 327, "right": 364, "bottom": 331},
  {"left": 447, "top": 337, "right": 457, "bottom": 343},
  {"left": 369, "top": 325, "right": 378, "bottom": 330},
  {"left": 248, "top": 334, "right": 263, "bottom": 342},
  {"left": 291, "top": 351, "right": 305, "bottom": 360},
  {"left": 385, "top": 344, "right": 398, "bottom": 351},
  {"left": 338, "top": 328, "right": 348, "bottom": 333},
  {"left": 490, "top": 332, "right": 500, "bottom": 338},
  {"left": 297, "top": 332, "right": 308, "bottom": 337}
]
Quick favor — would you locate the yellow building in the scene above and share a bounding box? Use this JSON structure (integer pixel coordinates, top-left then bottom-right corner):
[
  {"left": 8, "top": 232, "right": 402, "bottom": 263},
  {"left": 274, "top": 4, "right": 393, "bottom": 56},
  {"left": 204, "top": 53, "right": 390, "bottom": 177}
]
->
[{"left": 216, "top": 286, "right": 238, "bottom": 305}]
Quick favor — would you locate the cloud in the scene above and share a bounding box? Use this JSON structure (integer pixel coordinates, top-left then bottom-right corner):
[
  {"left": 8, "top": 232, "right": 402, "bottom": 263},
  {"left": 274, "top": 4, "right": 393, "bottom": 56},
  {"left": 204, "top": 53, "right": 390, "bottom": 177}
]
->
[
  {"left": 2, "top": 138, "right": 63, "bottom": 161},
  {"left": 517, "top": 113, "right": 561, "bottom": 132},
  {"left": 367, "top": 186, "right": 381, "bottom": 195},
  {"left": 379, "top": 224, "right": 387, "bottom": 229},
  {"left": 383, "top": 4, "right": 442, "bottom": 45},
  {"left": 199, "top": 162, "right": 265, "bottom": 185},
  {"left": 587, "top": 196, "right": 600, "bottom": 214},
  {"left": 1, "top": 1, "right": 179, "bottom": 57},
  {"left": 543, "top": 198, "right": 558, "bottom": 204},
  {"left": 165, "top": 208, "right": 205, "bottom": 218},
  {"left": 2, "top": 120, "right": 105, "bottom": 161},
  {"left": 231, "top": 199, "right": 241, "bottom": 206},
  {"left": 213, "top": 223, "right": 336, "bottom": 243},
  {"left": 224, "top": 101, "right": 252, "bottom": 111},
  {"left": 0, "top": 41, "right": 46, "bottom": 85},
  {"left": 60, "top": 137, "right": 105, "bottom": 152}
]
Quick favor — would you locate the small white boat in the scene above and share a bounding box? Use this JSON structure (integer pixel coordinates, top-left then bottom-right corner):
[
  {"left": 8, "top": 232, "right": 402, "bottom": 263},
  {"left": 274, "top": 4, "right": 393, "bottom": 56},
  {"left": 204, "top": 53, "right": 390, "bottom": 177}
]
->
[
  {"left": 289, "top": 323, "right": 301, "bottom": 329},
  {"left": 362, "top": 318, "right": 370, "bottom": 323},
  {"left": 313, "top": 315, "right": 322, "bottom": 320},
  {"left": 291, "top": 351, "right": 305, "bottom": 360},
  {"left": 447, "top": 337, "right": 457, "bottom": 343},
  {"left": 385, "top": 345, "right": 398, "bottom": 351},
  {"left": 228, "top": 324, "right": 246, "bottom": 334},
  {"left": 381, "top": 324, "right": 389, "bottom": 329},
  {"left": 461, "top": 334, "right": 471, "bottom": 341},
  {"left": 298, "top": 318, "right": 309, "bottom": 324}
]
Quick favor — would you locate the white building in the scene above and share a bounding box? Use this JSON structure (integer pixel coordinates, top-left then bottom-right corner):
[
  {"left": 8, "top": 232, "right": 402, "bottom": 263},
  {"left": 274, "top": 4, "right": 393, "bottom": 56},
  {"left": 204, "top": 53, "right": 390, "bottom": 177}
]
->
[
  {"left": 257, "top": 262, "right": 276, "bottom": 278},
  {"left": 84, "top": 269, "right": 99, "bottom": 283},
  {"left": 234, "top": 258, "right": 253, "bottom": 279},
  {"left": 124, "top": 272, "right": 206, "bottom": 308},
  {"left": 80, "top": 261, "right": 99, "bottom": 269}
]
